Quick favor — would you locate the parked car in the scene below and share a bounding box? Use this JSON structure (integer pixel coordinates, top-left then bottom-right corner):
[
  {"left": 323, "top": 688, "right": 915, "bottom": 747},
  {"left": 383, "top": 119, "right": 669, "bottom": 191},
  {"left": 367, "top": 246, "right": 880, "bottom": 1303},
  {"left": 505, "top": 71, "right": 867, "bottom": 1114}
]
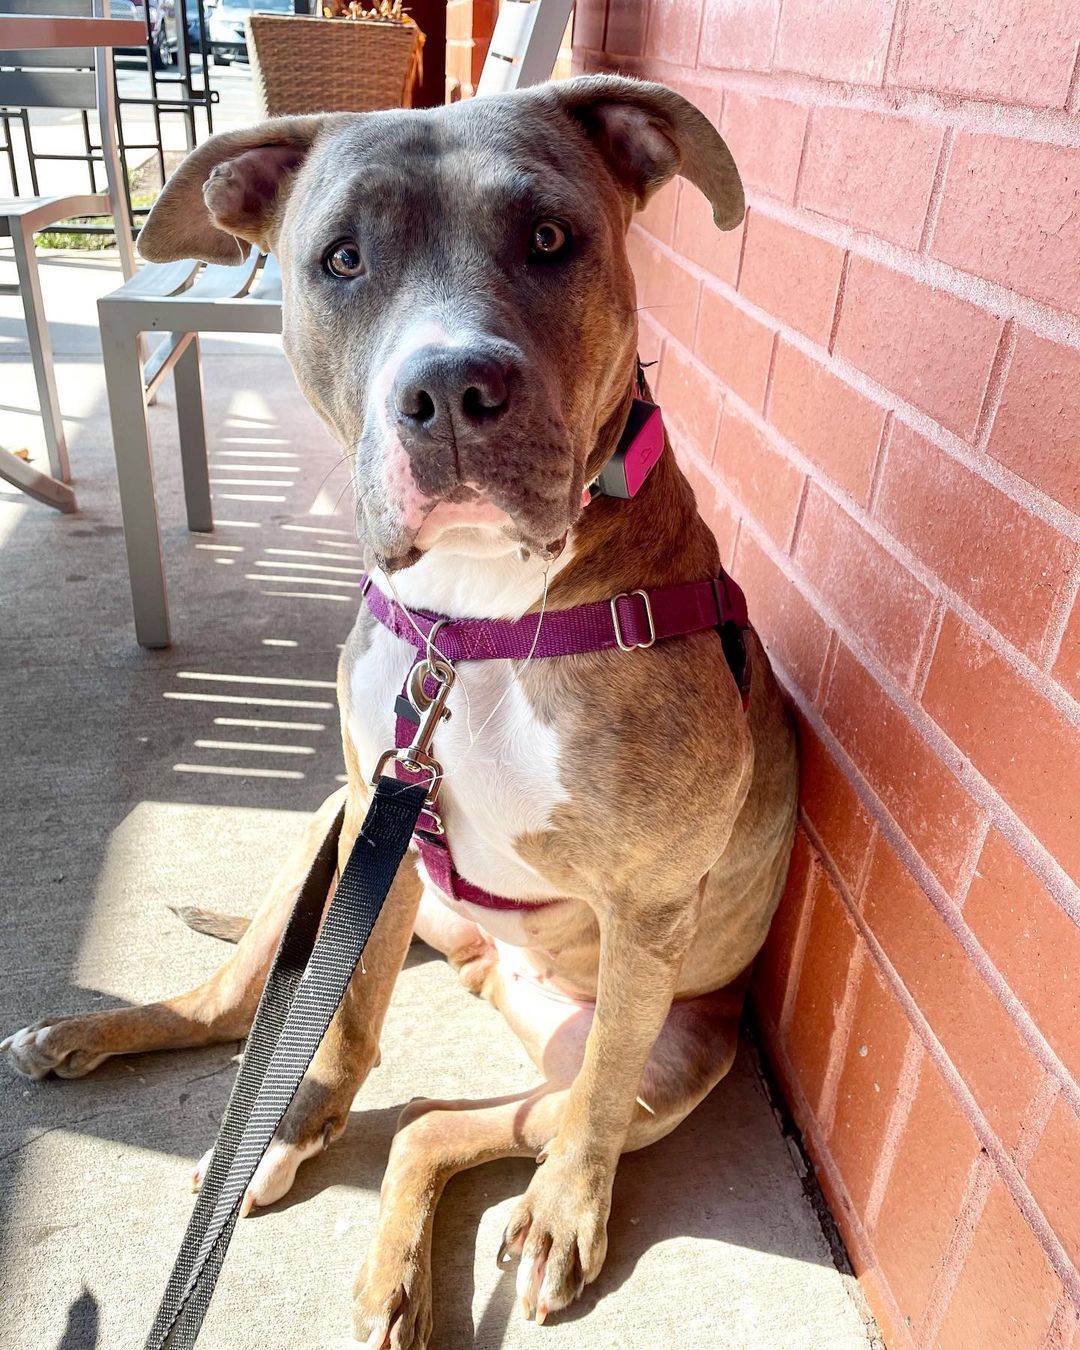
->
[
  {"left": 121, "top": 0, "right": 208, "bottom": 68},
  {"left": 118, "top": 0, "right": 169, "bottom": 68},
  {"left": 209, "top": 0, "right": 301, "bottom": 64}
]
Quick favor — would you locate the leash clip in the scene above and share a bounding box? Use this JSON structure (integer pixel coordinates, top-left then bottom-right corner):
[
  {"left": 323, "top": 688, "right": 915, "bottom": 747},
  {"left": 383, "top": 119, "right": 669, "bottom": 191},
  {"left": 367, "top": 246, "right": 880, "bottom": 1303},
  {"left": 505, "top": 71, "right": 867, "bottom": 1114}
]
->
[{"left": 371, "top": 658, "right": 455, "bottom": 803}]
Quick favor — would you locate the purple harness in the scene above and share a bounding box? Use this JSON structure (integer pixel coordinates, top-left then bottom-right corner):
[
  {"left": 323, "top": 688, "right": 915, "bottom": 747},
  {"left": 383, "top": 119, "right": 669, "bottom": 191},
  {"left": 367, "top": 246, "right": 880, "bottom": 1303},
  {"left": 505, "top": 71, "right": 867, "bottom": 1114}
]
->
[{"left": 360, "top": 571, "right": 752, "bottom": 912}]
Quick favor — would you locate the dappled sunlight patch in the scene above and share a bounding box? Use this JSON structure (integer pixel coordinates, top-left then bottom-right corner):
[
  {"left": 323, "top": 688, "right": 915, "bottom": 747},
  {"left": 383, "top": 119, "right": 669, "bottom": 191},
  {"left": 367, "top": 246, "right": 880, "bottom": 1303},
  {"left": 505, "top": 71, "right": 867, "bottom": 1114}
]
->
[
  {"left": 173, "top": 763, "right": 306, "bottom": 780},
  {"left": 281, "top": 522, "right": 352, "bottom": 536},
  {"left": 260, "top": 589, "right": 352, "bottom": 603},
  {"left": 160, "top": 669, "right": 337, "bottom": 783},
  {"left": 162, "top": 690, "right": 333, "bottom": 708},
  {"left": 246, "top": 572, "right": 356, "bottom": 588},
  {"left": 253, "top": 558, "right": 363, "bottom": 575},
  {"left": 212, "top": 491, "right": 288, "bottom": 502},
  {"left": 265, "top": 547, "right": 363, "bottom": 562}
]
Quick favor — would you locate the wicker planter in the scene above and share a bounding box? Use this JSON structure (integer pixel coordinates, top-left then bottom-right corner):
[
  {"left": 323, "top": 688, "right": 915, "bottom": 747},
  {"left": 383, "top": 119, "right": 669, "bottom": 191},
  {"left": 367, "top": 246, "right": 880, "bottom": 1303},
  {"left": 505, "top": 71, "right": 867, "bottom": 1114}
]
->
[{"left": 247, "top": 14, "right": 422, "bottom": 117}]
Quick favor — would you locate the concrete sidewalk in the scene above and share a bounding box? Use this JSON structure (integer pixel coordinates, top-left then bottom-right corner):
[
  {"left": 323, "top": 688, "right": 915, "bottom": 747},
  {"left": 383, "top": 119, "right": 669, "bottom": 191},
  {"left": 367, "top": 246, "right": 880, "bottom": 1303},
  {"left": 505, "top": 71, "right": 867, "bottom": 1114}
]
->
[{"left": 0, "top": 249, "right": 873, "bottom": 1349}]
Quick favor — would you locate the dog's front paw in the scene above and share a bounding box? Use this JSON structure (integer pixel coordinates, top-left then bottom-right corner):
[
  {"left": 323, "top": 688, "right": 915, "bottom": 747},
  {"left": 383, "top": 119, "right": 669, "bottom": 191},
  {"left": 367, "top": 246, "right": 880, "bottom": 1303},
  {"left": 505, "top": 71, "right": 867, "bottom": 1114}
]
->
[
  {"left": 190, "top": 1126, "right": 337, "bottom": 1216},
  {"left": 351, "top": 1248, "right": 433, "bottom": 1350},
  {"left": 499, "top": 1146, "right": 613, "bottom": 1324},
  {"left": 190, "top": 1075, "right": 352, "bottom": 1213},
  {"left": 0, "top": 1018, "right": 110, "bottom": 1080}
]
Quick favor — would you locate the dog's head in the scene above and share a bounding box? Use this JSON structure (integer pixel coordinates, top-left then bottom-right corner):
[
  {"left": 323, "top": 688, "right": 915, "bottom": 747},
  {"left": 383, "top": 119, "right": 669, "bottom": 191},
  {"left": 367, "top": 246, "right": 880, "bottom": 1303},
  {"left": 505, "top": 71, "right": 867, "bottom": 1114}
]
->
[{"left": 139, "top": 77, "right": 742, "bottom": 570}]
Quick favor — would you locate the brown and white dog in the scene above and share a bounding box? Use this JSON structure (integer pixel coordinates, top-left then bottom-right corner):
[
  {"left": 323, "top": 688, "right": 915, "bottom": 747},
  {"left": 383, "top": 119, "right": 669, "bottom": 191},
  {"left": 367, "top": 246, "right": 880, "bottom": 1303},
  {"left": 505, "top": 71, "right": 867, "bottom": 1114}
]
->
[{"left": 2, "top": 77, "right": 798, "bottom": 1347}]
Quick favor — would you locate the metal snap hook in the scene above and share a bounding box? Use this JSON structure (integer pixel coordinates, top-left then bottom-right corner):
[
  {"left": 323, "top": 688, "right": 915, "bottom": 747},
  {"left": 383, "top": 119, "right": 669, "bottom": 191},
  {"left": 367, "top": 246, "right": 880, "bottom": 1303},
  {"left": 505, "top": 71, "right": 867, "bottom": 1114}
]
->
[{"left": 408, "top": 655, "right": 455, "bottom": 716}]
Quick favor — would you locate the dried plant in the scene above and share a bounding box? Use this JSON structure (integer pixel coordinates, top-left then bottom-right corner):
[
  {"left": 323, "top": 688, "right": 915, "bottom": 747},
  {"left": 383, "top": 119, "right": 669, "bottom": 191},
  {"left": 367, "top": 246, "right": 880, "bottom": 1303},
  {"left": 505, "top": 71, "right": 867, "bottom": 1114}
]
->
[{"left": 321, "top": 0, "right": 411, "bottom": 21}]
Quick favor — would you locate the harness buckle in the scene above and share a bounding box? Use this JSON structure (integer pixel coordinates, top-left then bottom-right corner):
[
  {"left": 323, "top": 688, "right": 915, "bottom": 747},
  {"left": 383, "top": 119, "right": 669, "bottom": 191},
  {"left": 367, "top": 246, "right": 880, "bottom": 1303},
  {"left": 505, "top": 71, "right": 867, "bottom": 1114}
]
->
[{"left": 611, "top": 589, "right": 656, "bottom": 652}]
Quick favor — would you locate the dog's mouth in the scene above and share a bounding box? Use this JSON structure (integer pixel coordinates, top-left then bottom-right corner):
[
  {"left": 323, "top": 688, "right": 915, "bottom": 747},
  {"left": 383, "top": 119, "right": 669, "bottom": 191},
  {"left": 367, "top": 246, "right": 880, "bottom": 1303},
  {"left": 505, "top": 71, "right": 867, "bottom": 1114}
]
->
[
  {"left": 373, "top": 515, "right": 570, "bottom": 574},
  {"left": 363, "top": 475, "right": 580, "bottom": 572},
  {"left": 413, "top": 498, "right": 517, "bottom": 548}
]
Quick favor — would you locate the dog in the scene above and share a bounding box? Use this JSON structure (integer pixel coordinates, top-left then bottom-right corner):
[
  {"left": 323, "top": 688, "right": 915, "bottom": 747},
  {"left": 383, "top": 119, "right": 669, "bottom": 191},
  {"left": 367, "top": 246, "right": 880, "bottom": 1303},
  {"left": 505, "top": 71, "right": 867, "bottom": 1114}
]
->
[{"left": 2, "top": 76, "right": 798, "bottom": 1347}]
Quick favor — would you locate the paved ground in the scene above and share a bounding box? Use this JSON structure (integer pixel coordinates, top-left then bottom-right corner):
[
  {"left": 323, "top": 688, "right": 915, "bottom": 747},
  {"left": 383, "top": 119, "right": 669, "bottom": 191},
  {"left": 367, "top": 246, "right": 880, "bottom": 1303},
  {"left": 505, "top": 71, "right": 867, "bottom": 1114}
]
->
[{"left": 0, "top": 250, "right": 873, "bottom": 1349}]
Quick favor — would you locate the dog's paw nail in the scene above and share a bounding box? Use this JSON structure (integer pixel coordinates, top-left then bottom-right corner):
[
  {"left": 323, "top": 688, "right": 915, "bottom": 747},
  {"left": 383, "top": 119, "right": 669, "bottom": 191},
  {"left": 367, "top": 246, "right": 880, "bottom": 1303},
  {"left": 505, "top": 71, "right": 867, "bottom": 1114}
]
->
[
  {"left": 537, "top": 1301, "right": 549, "bottom": 1325},
  {"left": 497, "top": 1238, "right": 510, "bottom": 1266},
  {"left": 519, "top": 1294, "right": 533, "bottom": 1321},
  {"left": 240, "top": 1189, "right": 256, "bottom": 1219},
  {"left": 190, "top": 1146, "right": 212, "bottom": 1194}
]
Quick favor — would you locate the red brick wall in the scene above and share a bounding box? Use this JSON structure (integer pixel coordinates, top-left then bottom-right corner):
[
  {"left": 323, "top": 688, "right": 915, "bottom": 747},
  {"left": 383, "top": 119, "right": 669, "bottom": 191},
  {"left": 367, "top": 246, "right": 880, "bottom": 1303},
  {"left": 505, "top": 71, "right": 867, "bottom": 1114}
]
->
[{"left": 568, "top": 3, "right": 1080, "bottom": 1347}]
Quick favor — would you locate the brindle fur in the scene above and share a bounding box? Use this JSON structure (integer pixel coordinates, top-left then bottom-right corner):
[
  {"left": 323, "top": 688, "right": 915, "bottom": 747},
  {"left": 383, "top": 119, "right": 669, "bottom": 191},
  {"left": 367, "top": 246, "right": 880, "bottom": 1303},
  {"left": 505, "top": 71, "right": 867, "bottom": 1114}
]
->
[{"left": 2, "top": 78, "right": 797, "bottom": 1348}]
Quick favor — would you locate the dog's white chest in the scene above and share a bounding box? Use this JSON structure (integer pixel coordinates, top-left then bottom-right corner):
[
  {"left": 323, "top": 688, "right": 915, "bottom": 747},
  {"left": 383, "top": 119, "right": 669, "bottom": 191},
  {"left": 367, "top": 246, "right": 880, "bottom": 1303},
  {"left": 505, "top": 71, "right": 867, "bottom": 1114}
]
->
[{"left": 346, "top": 619, "right": 570, "bottom": 903}]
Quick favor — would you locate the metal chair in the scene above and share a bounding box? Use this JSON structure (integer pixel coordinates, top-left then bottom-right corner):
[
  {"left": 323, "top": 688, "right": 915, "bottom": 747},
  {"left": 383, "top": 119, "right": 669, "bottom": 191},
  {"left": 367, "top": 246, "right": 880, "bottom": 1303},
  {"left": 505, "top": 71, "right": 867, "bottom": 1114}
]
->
[{"left": 0, "top": 0, "right": 136, "bottom": 511}]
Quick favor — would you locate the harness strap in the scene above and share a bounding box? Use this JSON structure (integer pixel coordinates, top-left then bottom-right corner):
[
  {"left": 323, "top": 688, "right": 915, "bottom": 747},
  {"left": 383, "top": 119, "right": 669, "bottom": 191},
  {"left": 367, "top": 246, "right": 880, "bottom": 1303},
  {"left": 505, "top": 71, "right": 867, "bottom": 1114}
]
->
[
  {"left": 145, "top": 777, "right": 428, "bottom": 1350},
  {"left": 390, "top": 686, "right": 552, "bottom": 912},
  {"left": 361, "top": 572, "right": 748, "bottom": 664},
  {"left": 365, "top": 571, "right": 753, "bottom": 912}
]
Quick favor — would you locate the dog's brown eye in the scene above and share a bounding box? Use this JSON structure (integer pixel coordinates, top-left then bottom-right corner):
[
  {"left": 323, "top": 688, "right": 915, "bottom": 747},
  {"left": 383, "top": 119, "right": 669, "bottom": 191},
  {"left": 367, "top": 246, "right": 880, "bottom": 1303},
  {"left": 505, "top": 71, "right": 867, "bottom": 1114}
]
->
[
  {"left": 324, "top": 240, "right": 364, "bottom": 278},
  {"left": 530, "top": 219, "right": 570, "bottom": 258}
]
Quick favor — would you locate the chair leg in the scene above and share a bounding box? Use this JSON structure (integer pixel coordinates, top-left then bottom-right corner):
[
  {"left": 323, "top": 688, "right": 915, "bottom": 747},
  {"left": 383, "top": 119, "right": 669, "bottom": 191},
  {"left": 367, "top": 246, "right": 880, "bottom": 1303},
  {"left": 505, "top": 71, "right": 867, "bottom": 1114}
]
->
[
  {"left": 12, "top": 221, "right": 69, "bottom": 483},
  {"left": 99, "top": 307, "right": 171, "bottom": 647},
  {"left": 173, "top": 335, "right": 213, "bottom": 533},
  {"left": 0, "top": 445, "right": 77, "bottom": 512}
]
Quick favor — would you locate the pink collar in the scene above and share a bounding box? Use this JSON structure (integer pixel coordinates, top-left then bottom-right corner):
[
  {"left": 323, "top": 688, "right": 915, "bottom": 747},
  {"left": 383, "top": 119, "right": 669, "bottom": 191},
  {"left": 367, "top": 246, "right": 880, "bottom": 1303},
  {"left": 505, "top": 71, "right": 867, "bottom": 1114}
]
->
[{"left": 360, "top": 571, "right": 749, "bottom": 662}]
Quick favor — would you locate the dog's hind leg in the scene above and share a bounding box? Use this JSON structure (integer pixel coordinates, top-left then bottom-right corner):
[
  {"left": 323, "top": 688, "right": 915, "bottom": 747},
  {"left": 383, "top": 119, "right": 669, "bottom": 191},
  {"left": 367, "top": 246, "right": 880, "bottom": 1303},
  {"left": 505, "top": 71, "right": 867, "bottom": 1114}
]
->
[
  {"left": 412, "top": 887, "right": 497, "bottom": 994},
  {"left": 349, "top": 979, "right": 744, "bottom": 1349},
  {"left": 2, "top": 786, "right": 349, "bottom": 1080}
]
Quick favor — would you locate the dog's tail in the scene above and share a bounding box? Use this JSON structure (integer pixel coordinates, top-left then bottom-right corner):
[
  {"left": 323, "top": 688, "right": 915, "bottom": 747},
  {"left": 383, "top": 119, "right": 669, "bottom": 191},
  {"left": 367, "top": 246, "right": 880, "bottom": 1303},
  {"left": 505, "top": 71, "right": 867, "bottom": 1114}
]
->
[{"left": 169, "top": 904, "right": 251, "bottom": 944}]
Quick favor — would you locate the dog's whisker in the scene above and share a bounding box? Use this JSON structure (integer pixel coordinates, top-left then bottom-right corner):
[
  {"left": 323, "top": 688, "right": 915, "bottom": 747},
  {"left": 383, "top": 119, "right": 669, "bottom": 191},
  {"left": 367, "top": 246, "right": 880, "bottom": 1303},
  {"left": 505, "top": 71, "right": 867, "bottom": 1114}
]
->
[
  {"left": 313, "top": 450, "right": 357, "bottom": 498},
  {"left": 332, "top": 478, "right": 355, "bottom": 512}
]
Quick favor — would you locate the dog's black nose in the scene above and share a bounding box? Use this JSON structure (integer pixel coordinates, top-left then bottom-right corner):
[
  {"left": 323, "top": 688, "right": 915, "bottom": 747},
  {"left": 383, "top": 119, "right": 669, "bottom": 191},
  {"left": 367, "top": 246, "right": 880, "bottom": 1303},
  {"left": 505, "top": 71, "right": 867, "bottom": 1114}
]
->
[{"left": 393, "top": 344, "right": 514, "bottom": 437}]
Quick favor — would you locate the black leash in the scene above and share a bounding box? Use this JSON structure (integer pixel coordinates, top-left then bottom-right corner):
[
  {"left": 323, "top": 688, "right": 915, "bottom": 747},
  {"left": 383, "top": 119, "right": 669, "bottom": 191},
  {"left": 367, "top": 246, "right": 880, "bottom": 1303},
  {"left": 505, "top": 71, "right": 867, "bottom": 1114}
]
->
[{"left": 145, "top": 776, "right": 428, "bottom": 1350}]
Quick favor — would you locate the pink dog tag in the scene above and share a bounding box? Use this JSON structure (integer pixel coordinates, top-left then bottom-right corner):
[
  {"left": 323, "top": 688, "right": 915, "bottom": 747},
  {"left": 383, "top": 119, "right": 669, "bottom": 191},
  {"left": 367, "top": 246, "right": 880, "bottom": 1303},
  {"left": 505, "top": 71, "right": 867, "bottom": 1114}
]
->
[{"left": 593, "top": 399, "right": 665, "bottom": 500}]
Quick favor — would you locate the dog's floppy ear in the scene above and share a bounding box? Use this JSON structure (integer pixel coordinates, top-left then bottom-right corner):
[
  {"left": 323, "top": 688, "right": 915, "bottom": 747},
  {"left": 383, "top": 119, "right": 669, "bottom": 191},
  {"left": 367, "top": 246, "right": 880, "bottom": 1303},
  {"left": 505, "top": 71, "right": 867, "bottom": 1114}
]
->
[
  {"left": 544, "top": 74, "right": 744, "bottom": 230},
  {"left": 138, "top": 116, "right": 332, "bottom": 265}
]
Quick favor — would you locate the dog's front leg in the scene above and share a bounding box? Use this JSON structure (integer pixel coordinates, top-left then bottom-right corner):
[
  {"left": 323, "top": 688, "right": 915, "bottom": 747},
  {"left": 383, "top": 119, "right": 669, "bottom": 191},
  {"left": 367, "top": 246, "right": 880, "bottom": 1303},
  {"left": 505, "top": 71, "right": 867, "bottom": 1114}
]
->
[
  {"left": 503, "top": 888, "right": 700, "bottom": 1321},
  {"left": 232, "top": 840, "right": 423, "bottom": 1212}
]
